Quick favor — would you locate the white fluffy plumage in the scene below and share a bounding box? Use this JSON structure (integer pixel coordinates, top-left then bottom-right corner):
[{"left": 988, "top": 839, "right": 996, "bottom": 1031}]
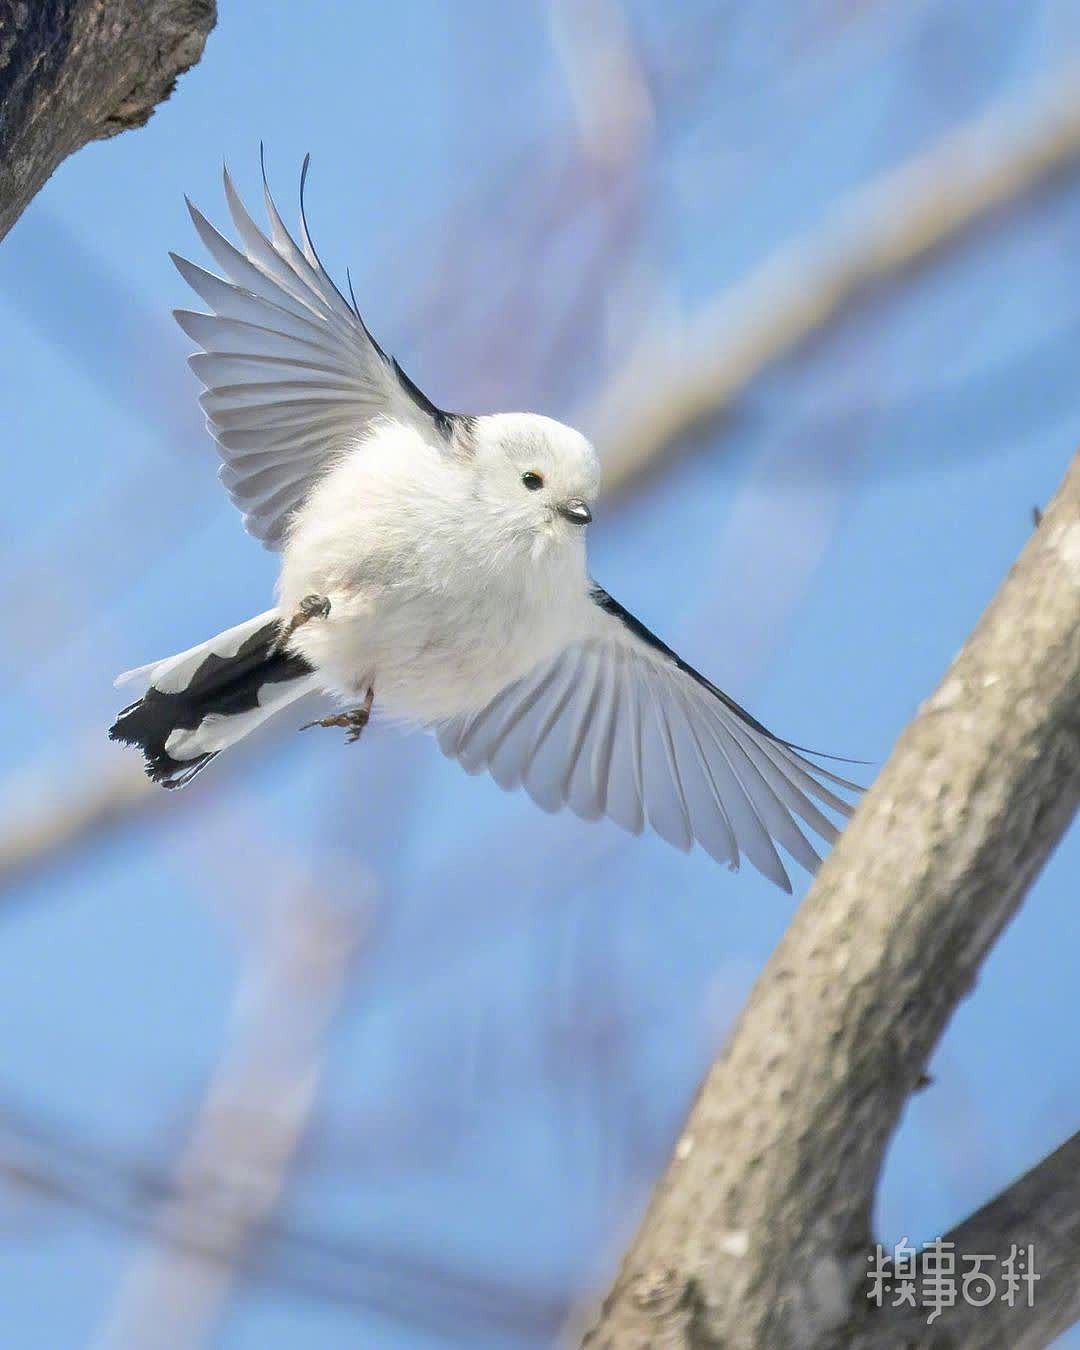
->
[
  {"left": 279, "top": 415, "right": 600, "bottom": 723},
  {"left": 109, "top": 158, "right": 858, "bottom": 890}
]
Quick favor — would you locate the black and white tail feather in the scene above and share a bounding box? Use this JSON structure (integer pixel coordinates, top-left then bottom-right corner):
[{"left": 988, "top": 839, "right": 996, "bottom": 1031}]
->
[{"left": 109, "top": 613, "right": 317, "bottom": 788}]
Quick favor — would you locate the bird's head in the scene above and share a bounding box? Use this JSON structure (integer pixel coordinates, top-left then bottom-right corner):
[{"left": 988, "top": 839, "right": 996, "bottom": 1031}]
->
[{"left": 470, "top": 413, "right": 600, "bottom": 556}]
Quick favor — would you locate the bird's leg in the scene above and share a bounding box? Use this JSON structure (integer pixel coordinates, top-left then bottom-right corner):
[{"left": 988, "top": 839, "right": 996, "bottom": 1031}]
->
[
  {"left": 272, "top": 594, "right": 331, "bottom": 654},
  {"left": 301, "top": 685, "right": 374, "bottom": 744}
]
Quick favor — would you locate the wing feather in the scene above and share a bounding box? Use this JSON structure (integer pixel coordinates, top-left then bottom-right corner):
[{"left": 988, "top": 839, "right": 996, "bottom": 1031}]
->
[
  {"left": 684, "top": 698, "right": 793, "bottom": 889},
  {"left": 639, "top": 678, "right": 694, "bottom": 852},
  {"left": 723, "top": 722, "right": 842, "bottom": 848},
  {"left": 583, "top": 653, "right": 619, "bottom": 818},
  {"left": 523, "top": 649, "right": 590, "bottom": 813},
  {"left": 604, "top": 663, "right": 646, "bottom": 835},
  {"left": 174, "top": 159, "right": 461, "bottom": 548},
  {"left": 665, "top": 690, "right": 739, "bottom": 871},
  {"left": 489, "top": 657, "right": 578, "bottom": 791},
  {"left": 437, "top": 589, "right": 861, "bottom": 889},
  {"left": 706, "top": 717, "right": 824, "bottom": 874},
  {"left": 563, "top": 651, "right": 607, "bottom": 820},
  {"left": 663, "top": 687, "right": 743, "bottom": 869}
]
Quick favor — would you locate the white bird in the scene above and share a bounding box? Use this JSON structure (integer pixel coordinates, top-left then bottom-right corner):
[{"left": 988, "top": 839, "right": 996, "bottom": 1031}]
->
[{"left": 110, "top": 158, "right": 858, "bottom": 892}]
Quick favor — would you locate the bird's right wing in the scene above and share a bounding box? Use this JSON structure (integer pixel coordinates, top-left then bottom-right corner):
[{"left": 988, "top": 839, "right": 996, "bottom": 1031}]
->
[
  {"left": 438, "top": 585, "right": 861, "bottom": 892},
  {"left": 174, "top": 156, "right": 466, "bottom": 548}
]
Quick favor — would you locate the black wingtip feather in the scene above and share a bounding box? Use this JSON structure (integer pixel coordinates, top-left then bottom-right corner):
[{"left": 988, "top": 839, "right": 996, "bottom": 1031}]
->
[{"left": 345, "top": 266, "right": 363, "bottom": 322}]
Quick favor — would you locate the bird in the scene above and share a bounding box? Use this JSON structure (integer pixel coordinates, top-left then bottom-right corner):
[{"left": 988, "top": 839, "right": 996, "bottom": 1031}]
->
[{"left": 109, "top": 156, "right": 859, "bottom": 892}]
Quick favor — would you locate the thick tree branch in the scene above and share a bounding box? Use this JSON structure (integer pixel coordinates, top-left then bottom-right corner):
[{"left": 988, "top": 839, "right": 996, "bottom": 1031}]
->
[
  {"left": 853, "top": 1130, "right": 1080, "bottom": 1349},
  {"left": 582, "top": 453, "right": 1080, "bottom": 1348},
  {"left": 0, "top": 0, "right": 216, "bottom": 241}
]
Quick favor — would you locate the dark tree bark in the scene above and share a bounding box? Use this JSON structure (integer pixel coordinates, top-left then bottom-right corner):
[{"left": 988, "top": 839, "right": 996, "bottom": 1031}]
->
[
  {"left": 583, "top": 454, "right": 1080, "bottom": 1348},
  {"left": 0, "top": 0, "right": 215, "bottom": 241}
]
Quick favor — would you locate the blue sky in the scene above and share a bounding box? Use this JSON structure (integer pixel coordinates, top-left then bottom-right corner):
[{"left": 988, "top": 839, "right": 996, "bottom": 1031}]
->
[{"left": 0, "top": 2, "right": 1077, "bottom": 1346}]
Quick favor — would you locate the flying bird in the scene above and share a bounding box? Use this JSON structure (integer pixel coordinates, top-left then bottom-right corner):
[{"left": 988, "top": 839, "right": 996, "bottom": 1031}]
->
[{"left": 110, "top": 158, "right": 858, "bottom": 891}]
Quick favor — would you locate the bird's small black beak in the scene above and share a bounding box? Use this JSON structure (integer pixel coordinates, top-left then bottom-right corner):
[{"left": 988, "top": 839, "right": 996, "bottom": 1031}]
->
[{"left": 558, "top": 498, "right": 592, "bottom": 525}]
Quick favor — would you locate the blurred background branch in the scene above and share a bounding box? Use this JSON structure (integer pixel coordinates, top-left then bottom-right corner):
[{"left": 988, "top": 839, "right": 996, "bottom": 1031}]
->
[
  {"left": 93, "top": 882, "right": 364, "bottom": 1350},
  {"left": 593, "top": 58, "right": 1080, "bottom": 496}
]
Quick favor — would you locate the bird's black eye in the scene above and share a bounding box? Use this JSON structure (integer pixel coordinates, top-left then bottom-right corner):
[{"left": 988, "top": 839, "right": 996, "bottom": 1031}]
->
[{"left": 521, "top": 471, "right": 544, "bottom": 491}]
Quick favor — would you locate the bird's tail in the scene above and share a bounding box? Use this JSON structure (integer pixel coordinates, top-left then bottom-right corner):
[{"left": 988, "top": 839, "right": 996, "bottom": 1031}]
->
[{"left": 109, "top": 611, "right": 319, "bottom": 788}]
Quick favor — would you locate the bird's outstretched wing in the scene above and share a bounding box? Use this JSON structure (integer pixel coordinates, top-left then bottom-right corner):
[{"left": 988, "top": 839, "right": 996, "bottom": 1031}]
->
[
  {"left": 438, "top": 585, "right": 860, "bottom": 892},
  {"left": 174, "top": 155, "right": 464, "bottom": 547}
]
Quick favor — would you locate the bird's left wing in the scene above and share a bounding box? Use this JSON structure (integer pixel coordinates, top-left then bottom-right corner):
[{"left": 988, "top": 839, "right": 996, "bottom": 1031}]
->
[
  {"left": 437, "top": 585, "right": 859, "bottom": 891},
  {"left": 174, "top": 156, "right": 465, "bottom": 548}
]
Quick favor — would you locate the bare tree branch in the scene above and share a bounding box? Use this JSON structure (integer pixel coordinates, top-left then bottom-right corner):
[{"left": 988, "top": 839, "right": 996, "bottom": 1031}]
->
[
  {"left": 94, "top": 884, "right": 363, "bottom": 1349},
  {"left": 548, "top": 0, "right": 654, "bottom": 169},
  {"left": 0, "top": 1096, "right": 566, "bottom": 1340},
  {"left": 0, "top": 757, "right": 156, "bottom": 896},
  {"left": 592, "top": 60, "right": 1080, "bottom": 496},
  {"left": 853, "top": 1130, "right": 1080, "bottom": 1349},
  {"left": 581, "top": 452, "right": 1080, "bottom": 1348},
  {"left": 0, "top": 0, "right": 215, "bottom": 241}
]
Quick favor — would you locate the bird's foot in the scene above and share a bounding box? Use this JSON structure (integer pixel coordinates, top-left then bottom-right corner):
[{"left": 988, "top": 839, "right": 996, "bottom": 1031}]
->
[
  {"left": 301, "top": 687, "right": 374, "bottom": 744},
  {"left": 272, "top": 594, "right": 331, "bottom": 654}
]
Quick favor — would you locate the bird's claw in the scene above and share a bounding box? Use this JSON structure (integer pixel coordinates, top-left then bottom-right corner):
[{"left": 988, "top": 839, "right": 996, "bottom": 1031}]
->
[
  {"left": 300, "top": 687, "right": 374, "bottom": 745},
  {"left": 299, "top": 594, "right": 332, "bottom": 620},
  {"left": 272, "top": 594, "right": 331, "bottom": 654}
]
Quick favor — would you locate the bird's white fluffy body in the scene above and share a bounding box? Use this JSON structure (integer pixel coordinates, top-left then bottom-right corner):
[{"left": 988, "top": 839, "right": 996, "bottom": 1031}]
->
[{"left": 279, "top": 414, "right": 601, "bottom": 723}]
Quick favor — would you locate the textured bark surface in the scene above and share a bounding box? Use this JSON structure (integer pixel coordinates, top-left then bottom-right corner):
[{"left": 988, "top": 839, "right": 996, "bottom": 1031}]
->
[
  {"left": 853, "top": 1131, "right": 1080, "bottom": 1348},
  {"left": 583, "top": 453, "right": 1080, "bottom": 1348},
  {"left": 0, "top": 0, "right": 215, "bottom": 241}
]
